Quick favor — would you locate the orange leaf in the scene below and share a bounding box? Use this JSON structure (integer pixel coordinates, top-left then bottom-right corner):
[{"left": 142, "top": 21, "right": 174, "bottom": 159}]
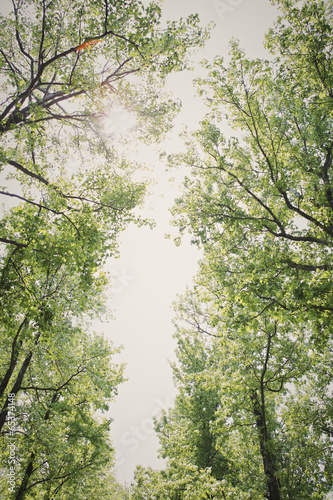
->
[{"left": 77, "top": 39, "right": 102, "bottom": 52}]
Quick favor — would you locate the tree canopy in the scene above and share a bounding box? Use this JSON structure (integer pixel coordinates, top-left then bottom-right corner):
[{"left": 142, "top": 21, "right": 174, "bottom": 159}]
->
[
  {"left": 2, "top": 0, "right": 333, "bottom": 497},
  {"left": 169, "top": 0, "right": 333, "bottom": 343},
  {"left": 0, "top": 0, "right": 209, "bottom": 498},
  {"left": 132, "top": 1, "right": 333, "bottom": 499}
]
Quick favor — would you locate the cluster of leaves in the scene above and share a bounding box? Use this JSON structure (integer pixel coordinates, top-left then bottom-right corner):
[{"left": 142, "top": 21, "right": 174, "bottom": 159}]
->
[
  {"left": 0, "top": 0, "right": 209, "bottom": 498},
  {"left": 131, "top": 1, "right": 333, "bottom": 499}
]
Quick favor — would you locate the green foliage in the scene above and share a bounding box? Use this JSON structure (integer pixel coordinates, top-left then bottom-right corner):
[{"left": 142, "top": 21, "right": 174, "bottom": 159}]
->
[
  {"left": 133, "top": 284, "right": 333, "bottom": 498},
  {"left": 132, "top": 462, "right": 225, "bottom": 500},
  {"left": 0, "top": 0, "right": 209, "bottom": 497},
  {"left": 0, "top": 323, "right": 124, "bottom": 499},
  {"left": 133, "top": 1, "right": 333, "bottom": 499},
  {"left": 170, "top": 0, "right": 333, "bottom": 343}
]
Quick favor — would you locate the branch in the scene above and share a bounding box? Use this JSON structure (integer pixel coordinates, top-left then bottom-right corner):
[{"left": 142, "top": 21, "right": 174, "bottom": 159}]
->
[
  {"left": 262, "top": 223, "right": 330, "bottom": 246},
  {"left": 321, "top": 142, "right": 333, "bottom": 209},
  {"left": 21, "top": 365, "right": 86, "bottom": 393},
  {"left": 0, "top": 350, "right": 34, "bottom": 433},
  {"left": 0, "top": 190, "right": 81, "bottom": 237},
  {"left": 103, "top": 29, "right": 145, "bottom": 60},
  {"left": 216, "top": 161, "right": 331, "bottom": 246},
  {"left": 38, "top": 0, "right": 47, "bottom": 67},
  {"left": 0, "top": 45, "right": 78, "bottom": 126},
  {"left": 12, "top": 0, "right": 35, "bottom": 78},
  {"left": 185, "top": 317, "right": 220, "bottom": 338},
  {"left": 0, "top": 237, "right": 28, "bottom": 248},
  {"left": 0, "top": 315, "right": 29, "bottom": 399},
  {"left": 282, "top": 259, "right": 330, "bottom": 272},
  {"left": 276, "top": 184, "right": 333, "bottom": 238},
  {"left": 237, "top": 77, "right": 333, "bottom": 239},
  {"left": 7, "top": 159, "right": 49, "bottom": 185}
]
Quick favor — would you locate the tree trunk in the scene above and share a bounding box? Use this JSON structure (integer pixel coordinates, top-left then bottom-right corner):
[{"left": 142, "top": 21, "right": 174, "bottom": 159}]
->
[
  {"left": 14, "top": 392, "right": 59, "bottom": 499},
  {"left": 0, "top": 351, "right": 33, "bottom": 432},
  {"left": 251, "top": 390, "right": 281, "bottom": 500},
  {"left": 0, "top": 317, "right": 28, "bottom": 399},
  {"left": 14, "top": 452, "right": 35, "bottom": 500}
]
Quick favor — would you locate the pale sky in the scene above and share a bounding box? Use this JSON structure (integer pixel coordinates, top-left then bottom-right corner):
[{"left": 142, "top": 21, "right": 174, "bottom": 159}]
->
[{"left": 102, "top": 0, "right": 280, "bottom": 485}]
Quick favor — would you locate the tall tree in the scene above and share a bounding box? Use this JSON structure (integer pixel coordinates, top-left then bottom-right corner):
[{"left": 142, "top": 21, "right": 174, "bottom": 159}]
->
[
  {"left": 141, "top": 1, "right": 333, "bottom": 498},
  {"left": 155, "top": 323, "right": 231, "bottom": 482},
  {"left": 169, "top": 0, "right": 333, "bottom": 343},
  {"left": 0, "top": 324, "right": 125, "bottom": 499},
  {"left": 0, "top": 0, "right": 208, "bottom": 242},
  {"left": 0, "top": 1, "right": 210, "bottom": 497},
  {"left": 134, "top": 282, "right": 332, "bottom": 499}
]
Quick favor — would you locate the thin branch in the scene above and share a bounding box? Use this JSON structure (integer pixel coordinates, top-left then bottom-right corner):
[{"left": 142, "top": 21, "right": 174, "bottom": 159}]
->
[
  {"left": 0, "top": 190, "right": 81, "bottom": 237},
  {"left": 12, "top": 0, "right": 35, "bottom": 78},
  {"left": 21, "top": 365, "right": 86, "bottom": 393},
  {"left": 7, "top": 159, "right": 49, "bottom": 185}
]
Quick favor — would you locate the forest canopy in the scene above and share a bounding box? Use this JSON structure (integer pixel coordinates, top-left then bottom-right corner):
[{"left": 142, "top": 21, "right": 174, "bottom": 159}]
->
[{"left": 1, "top": 0, "right": 333, "bottom": 498}]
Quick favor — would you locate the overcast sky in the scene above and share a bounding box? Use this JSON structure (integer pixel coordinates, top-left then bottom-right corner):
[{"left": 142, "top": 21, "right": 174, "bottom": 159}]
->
[{"left": 101, "top": 0, "right": 280, "bottom": 485}]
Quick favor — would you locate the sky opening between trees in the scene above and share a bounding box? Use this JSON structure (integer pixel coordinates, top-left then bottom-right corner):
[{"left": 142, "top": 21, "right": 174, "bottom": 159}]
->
[{"left": 0, "top": 0, "right": 332, "bottom": 499}]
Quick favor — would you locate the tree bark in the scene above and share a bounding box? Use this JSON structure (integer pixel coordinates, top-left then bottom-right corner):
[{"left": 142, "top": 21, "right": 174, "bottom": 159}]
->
[
  {"left": 251, "top": 390, "right": 281, "bottom": 500},
  {"left": 0, "top": 351, "right": 33, "bottom": 432},
  {"left": 0, "top": 317, "right": 28, "bottom": 399},
  {"left": 14, "top": 452, "right": 35, "bottom": 500}
]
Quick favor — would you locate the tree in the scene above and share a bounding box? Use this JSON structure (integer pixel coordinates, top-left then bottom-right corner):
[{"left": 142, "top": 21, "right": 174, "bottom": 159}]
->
[
  {"left": 0, "top": 325, "right": 124, "bottom": 499},
  {"left": 131, "top": 463, "right": 224, "bottom": 500},
  {"left": 143, "top": 282, "right": 333, "bottom": 499},
  {"left": 0, "top": 0, "right": 210, "bottom": 496},
  {"left": 169, "top": 0, "right": 333, "bottom": 343},
  {"left": 0, "top": 1, "right": 208, "bottom": 415},
  {"left": 0, "top": 0, "right": 209, "bottom": 247},
  {"left": 155, "top": 323, "right": 231, "bottom": 482},
  {"left": 0, "top": 0, "right": 207, "bottom": 137},
  {"left": 149, "top": 3, "right": 333, "bottom": 497}
]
